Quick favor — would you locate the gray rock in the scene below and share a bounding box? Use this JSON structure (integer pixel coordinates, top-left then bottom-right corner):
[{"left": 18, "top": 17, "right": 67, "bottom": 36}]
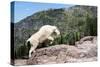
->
[{"left": 27, "top": 36, "right": 97, "bottom": 65}]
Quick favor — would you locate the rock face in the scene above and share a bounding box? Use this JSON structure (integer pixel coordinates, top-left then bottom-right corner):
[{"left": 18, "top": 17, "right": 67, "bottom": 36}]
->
[{"left": 27, "top": 36, "right": 97, "bottom": 65}]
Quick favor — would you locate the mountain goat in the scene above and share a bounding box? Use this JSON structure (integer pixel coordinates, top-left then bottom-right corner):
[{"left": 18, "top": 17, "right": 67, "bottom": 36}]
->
[{"left": 26, "top": 25, "right": 60, "bottom": 58}]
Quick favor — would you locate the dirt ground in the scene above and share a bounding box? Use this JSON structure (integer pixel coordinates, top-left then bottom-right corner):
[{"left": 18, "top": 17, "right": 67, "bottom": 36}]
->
[{"left": 15, "top": 59, "right": 27, "bottom": 66}]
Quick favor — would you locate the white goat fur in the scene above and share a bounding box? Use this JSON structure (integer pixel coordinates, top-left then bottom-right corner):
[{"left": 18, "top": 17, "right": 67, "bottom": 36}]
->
[{"left": 26, "top": 25, "right": 60, "bottom": 58}]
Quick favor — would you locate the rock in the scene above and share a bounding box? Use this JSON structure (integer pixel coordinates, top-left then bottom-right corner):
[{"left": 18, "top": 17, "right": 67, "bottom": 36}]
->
[
  {"left": 79, "top": 36, "right": 94, "bottom": 44},
  {"left": 15, "top": 59, "right": 27, "bottom": 66},
  {"left": 27, "top": 36, "right": 97, "bottom": 65}
]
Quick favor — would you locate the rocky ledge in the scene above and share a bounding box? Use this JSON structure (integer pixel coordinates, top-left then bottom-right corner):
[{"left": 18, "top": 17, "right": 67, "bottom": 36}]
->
[{"left": 27, "top": 36, "right": 97, "bottom": 65}]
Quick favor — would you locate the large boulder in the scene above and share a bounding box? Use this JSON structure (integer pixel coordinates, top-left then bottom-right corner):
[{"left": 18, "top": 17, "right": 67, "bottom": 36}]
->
[{"left": 27, "top": 36, "right": 97, "bottom": 65}]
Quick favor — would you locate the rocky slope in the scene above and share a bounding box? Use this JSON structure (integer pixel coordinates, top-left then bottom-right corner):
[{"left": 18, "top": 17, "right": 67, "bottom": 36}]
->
[{"left": 26, "top": 36, "right": 97, "bottom": 65}]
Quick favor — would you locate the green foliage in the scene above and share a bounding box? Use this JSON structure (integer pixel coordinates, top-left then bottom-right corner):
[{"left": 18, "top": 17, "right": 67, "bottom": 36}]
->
[
  {"left": 53, "top": 31, "right": 81, "bottom": 45},
  {"left": 14, "top": 44, "right": 29, "bottom": 59},
  {"left": 85, "top": 15, "right": 97, "bottom": 36}
]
